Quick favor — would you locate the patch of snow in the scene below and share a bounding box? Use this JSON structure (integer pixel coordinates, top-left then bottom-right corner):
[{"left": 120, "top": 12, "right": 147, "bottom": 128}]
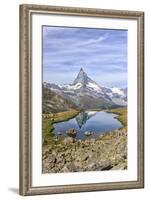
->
[
  {"left": 111, "top": 87, "right": 124, "bottom": 96},
  {"left": 63, "top": 83, "right": 82, "bottom": 90},
  {"left": 107, "top": 92, "right": 113, "bottom": 98},
  {"left": 63, "top": 90, "right": 75, "bottom": 94},
  {"left": 86, "top": 82, "right": 102, "bottom": 92},
  {"left": 58, "top": 84, "right": 63, "bottom": 88}
]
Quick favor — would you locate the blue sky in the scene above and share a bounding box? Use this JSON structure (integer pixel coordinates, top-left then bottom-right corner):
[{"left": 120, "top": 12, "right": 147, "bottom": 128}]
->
[{"left": 43, "top": 26, "right": 127, "bottom": 88}]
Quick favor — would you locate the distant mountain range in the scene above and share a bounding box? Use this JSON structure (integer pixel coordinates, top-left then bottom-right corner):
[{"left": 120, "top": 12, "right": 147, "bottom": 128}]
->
[{"left": 43, "top": 68, "right": 127, "bottom": 113}]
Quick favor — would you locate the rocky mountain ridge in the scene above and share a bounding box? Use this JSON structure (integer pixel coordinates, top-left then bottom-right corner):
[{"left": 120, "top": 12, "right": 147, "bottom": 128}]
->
[{"left": 43, "top": 68, "right": 127, "bottom": 112}]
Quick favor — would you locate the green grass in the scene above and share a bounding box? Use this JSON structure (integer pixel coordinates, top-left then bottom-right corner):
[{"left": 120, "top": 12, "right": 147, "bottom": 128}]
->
[
  {"left": 42, "top": 119, "right": 54, "bottom": 144},
  {"left": 53, "top": 109, "right": 80, "bottom": 123},
  {"left": 106, "top": 108, "right": 127, "bottom": 127},
  {"left": 42, "top": 109, "right": 80, "bottom": 145}
]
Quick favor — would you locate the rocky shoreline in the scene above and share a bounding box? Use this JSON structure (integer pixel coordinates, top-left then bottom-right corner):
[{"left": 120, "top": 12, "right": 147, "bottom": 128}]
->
[{"left": 42, "top": 128, "right": 127, "bottom": 173}]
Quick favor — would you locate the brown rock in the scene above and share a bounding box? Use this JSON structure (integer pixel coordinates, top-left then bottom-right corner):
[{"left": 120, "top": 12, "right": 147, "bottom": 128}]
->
[{"left": 66, "top": 128, "right": 77, "bottom": 137}]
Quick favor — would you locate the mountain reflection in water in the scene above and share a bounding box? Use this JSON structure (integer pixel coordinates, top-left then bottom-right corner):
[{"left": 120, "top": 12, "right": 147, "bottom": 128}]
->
[
  {"left": 75, "top": 111, "right": 97, "bottom": 128},
  {"left": 53, "top": 111, "right": 123, "bottom": 139}
]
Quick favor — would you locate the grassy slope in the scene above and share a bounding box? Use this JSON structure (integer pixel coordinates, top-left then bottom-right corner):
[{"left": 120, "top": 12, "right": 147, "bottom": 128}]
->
[
  {"left": 106, "top": 108, "right": 127, "bottom": 127},
  {"left": 42, "top": 109, "right": 80, "bottom": 144},
  {"left": 51, "top": 110, "right": 80, "bottom": 123}
]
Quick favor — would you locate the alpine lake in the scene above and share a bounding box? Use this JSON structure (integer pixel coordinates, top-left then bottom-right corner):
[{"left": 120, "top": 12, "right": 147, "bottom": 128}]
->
[
  {"left": 52, "top": 110, "right": 123, "bottom": 140},
  {"left": 42, "top": 108, "right": 127, "bottom": 173}
]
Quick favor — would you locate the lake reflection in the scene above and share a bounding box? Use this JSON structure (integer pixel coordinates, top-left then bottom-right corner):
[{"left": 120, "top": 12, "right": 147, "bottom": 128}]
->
[{"left": 53, "top": 111, "right": 123, "bottom": 139}]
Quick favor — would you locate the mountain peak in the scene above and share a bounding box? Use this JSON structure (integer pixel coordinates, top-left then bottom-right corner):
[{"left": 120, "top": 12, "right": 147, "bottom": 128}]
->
[
  {"left": 73, "top": 68, "right": 88, "bottom": 85},
  {"left": 73, "top": 68, "right": 99, "bottom": 86},
  {"left": 80, "top": 67, "right": 84, "bottom": 72},
  {"left": 72, "top": 68, "right": 103, "bottom": 92}
]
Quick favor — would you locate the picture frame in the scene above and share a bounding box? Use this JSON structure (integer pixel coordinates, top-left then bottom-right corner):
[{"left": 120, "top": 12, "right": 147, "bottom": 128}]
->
[{"left": 19, "top": 4, "right": 144, "bottom": 196}]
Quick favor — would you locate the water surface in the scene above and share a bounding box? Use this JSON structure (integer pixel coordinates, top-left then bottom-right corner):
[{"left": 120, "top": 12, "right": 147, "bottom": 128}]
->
[{"left": 53, "top": 111, "right": 123, "bottom": 139}]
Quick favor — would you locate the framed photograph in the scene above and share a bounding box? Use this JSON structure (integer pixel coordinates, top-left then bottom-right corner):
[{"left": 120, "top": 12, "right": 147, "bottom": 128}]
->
[{"left": 19, "top": 4, "right": 144, "bottom": 196}]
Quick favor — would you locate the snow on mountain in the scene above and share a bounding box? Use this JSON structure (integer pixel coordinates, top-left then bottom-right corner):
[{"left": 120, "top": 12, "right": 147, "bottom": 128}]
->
[
  {"left": 61, "top": 68, "right": 103, "bottom": 93},
  {"left": 44, "top": 68, "right": 127, "bottom": 107},
  {"left": 72, "top": 68, "right": 102, "bottom": 89},
  {"left": 73, "top": 67, "right": 89, "bottom": 85},
  {"left": 62, "top": 83, "right": 82, "bottom": 90},
  {"left": 86, "top": 82, "right": 103, "bottom": 92},
  {"left": 105, "top": 87, "right": 127, "bottom": 106},
  {"left": 111, "top": 87, "right": 124, "bottom": 96}
]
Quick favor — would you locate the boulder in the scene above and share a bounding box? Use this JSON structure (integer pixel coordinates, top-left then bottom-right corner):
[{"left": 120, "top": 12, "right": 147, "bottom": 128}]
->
[{"left": 66, "top": 128, "right": 77, "bottom": 137}]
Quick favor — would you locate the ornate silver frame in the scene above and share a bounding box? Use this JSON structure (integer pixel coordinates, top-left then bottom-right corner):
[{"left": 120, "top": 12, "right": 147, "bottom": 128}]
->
[{"left": 19, "top": 4, "right": 144, "bottom": 196}]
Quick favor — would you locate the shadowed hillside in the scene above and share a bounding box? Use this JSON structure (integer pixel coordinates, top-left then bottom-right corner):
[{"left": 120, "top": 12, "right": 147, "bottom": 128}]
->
[{"left": 42, "top": 86, "right": 77, "bottom": 113}]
